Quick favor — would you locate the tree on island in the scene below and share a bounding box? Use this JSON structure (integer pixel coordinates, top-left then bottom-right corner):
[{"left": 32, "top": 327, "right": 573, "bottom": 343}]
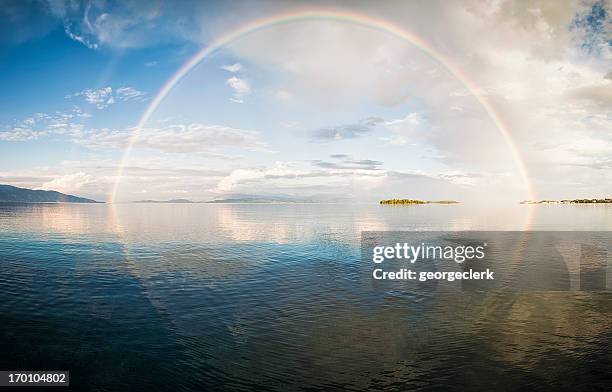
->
[{"left": 379, "top": 199, "right": 458, "bottom": 205}]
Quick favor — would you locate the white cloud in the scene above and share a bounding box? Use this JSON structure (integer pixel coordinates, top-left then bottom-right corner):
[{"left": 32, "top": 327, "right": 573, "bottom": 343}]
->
[
  {"left": 71, "top": 87, "right": 114, "bottom": 109},
  {"left": 215, "top": 163, "right": 353, "bottom": 193},
  {"left": 73, "top": 123, "right": 266, "bottom": 155},
  {"left": 217, "top": 168, "right": 271, "bottom": 192},
  {"left": 63, "top": 24, "right": 99, "bottom": 49},
  {"left": 6, "top": 1, "right": 610, "bottom": 201},
  {"left": 379, "top": 136, "right": 408, "bottom": 146},
  {"left": 0, "top": 128, "right": 47, "bottom": 141},
  {"left": 41, "top": 172, "right": 97, "bottom": 194},
  {"left": 68, "top": 86, "right": 147, "bottom": 109},
  {"left": 0, "top": 107, "right": 90, "bottom": 141},
  {"left": 116, "top": 87, "right": 147, "bottom": 102},
  {"left": 219, "top": 1, "right": 611, "bottom": 198},
  {"left": 376, "top": 113, "right": 427, "bottom": 146},
  {"left": 213, "top": 159, "right": 483, "bottom": 199},
  {"left": 51, "top": 1, "right": 171, "bottom": 49},
  {"left": 221, "top": 63, "right": 243, "bottom": 73},
  {"left": 567, "top": 81, "right": 612, "bottom": 108},
  {"left": 220, "top": 62, "right": 252, "bottom": 103},
  {"left": 225, "top": 76, "right": 251, "bottom": 104}
]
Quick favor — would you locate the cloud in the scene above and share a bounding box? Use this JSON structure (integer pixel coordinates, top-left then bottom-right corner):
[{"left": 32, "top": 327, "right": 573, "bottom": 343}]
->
[
  {"left": 225, "top": 76, "right": 251, "bottom": 104},
  {"left": 220, "top": 63, "right": 251, "bottom": 103},
  {"left": 213, "top": 160, "right": 485, "bottom": 200},
  {"left": 72, "top": 87, "right": 114, "bottom": 109},
  {"left": 311, "top": 155, "right": 384, "bottom": 170},
  {"left": 215, "top": 163, "right": 318, "bottom": 192},
  {"left": 567, "top": 82, "right": 612, "bottom": 108},
  {"left": 140, "top": 123, "right": 263, "bottom": 153},
  {"left": 379, "top": 112, "right": 427, "bottom": 145},
  {"left": 216, "top": 168, "right": 271, "bottom": 192},
  {"left": 116, "top": 87, "right": 147, "bottom": 102},
  {"left": 48, "top": 0, "right": 184, "bottom": 49},
  {"left": 0, "top": 127, "right": 47, "bottom": 141},
  {"left": 213, "top": 0, "right": 610, "bottom": 198},
  {"left": 0, "top": 107, "right": 89, "bottom": 141},
  {"left": 68, "top": 86, "right": 147, "bottom": 109},
  {"left": 310, "top": 118, "right": 383, "bottom": 142},
  {"left": 1, "top": 155, "right": 233, "bottom": 203},
  {"left": 41, "top": 172, "right": 97, "bottom": 194},
  {"left": 221, "top": 63, "right": 243, "bottom": 73},
  {"left": 438, "top": 171, "right": 480, "bottom": 186},
  {"left": 64, "top": 23, "right": 99, "bottom": 49},
  {"left": 225, "top": 19, "right": 425, "bottom": 107},
  {"left": 74, "top": 123, "right": 266, "bottom": 155},
  {"left": 385, "top": 113, "right": 423, "bottom": 128},
  {"left": 0, "top": 162, "right": 115, "bottom": 201},
  {"left": 3, "top": 1, "right": 611, "bottom": 201},
  {"left": 214, "top": 162, "right": 382, "bottom": 193}
]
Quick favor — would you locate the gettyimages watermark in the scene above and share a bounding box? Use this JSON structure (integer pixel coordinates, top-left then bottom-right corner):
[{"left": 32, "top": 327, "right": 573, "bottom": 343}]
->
[{"left": 362, "top": 231, "right": 611, "bottom": 292}]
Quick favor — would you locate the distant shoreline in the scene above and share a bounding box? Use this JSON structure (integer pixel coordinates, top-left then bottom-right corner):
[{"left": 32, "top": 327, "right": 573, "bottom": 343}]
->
[
  {"left": 521, "top": 198, "right": 612, "bottom": 204},
  {"left": 0, "top": 201, "right": 103, "bottom": 204}
]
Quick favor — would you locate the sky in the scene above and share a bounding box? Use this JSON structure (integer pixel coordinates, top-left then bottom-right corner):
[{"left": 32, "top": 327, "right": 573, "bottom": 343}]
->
[{"left": 0, "top": 0, "right": 610, "bottom": 203}]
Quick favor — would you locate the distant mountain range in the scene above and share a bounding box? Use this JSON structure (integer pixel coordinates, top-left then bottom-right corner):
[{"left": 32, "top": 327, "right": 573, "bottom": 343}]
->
[
  {"left": 131, "top": 194, "right": 348, "bottom": 204},
  {"left": 205, "top": 197, "right": 311, "bottom": 204},
  {"left": 0, "top": 184, "right": 100, "bottom": 203},
  {"left": 131, "top": 198, "right": 313, "bottom": 204},
  {"left": 132, "top": 199, "right": 196, "bottom": 203},
  {"left": 206, "top": 194, "right": 348, "bottom": 203}
]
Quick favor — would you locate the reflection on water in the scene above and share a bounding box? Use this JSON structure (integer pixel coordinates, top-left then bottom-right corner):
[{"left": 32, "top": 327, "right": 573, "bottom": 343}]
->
[{"left": 0, "top": 203, "right": 611, "bottom": 391}]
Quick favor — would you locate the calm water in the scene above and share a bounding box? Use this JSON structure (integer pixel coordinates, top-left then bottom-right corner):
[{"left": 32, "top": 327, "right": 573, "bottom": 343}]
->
[{"left": 1, "top": 203, "right": 611, "bottom": 391}]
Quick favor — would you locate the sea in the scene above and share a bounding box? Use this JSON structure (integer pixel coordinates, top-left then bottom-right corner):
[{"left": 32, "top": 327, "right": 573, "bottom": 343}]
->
[{"left": 1, "top": 202, "right": 611, "bottom": 391}]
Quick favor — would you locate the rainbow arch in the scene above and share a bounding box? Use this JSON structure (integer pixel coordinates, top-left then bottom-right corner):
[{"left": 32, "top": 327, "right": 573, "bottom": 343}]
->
[{"left": 109, "top": 8, "right": 534, "bottom": 203}]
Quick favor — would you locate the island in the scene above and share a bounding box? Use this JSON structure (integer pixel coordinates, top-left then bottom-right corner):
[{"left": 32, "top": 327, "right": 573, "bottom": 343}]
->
[
  {"left": 132, "top": 199, "right": 196, "bottom": 203},
  {"left": 379, "top": 199, "right": 459, "bottom": 205},
  {"left": 204, "top": 194, "right": 341, "bottom": 203},
  {"left": 205, "top": 198, "right": 311, "bottom": 204},
  {"left": 521, "top": 198, "right": 612, "bottom": 204},
  {"left": 0, "top": 184, "right": 100, "bottom": 203}
]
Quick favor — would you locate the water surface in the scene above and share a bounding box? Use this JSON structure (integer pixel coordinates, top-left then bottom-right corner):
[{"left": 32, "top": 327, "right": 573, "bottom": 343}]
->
[{"left": 1, "top": 203, "right": 611, "bottom": 391}]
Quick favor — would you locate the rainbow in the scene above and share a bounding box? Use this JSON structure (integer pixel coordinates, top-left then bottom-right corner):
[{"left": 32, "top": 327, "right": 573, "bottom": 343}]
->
[{"left": 108, "top": 8, "right": 534, "bottom": 203}]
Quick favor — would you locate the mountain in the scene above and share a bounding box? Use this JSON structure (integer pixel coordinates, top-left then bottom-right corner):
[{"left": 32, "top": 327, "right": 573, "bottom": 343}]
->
[
  {"left": 132, "top": 194, "right": 351, "bottom": 204},
  {"left": 0, "top": 184, "right": 100, "bottom": 203},
  {"left": 205, "top": 194, "right": 347, "bottom": 204},
  {"left": 205, "top": 198, "right": 291, "bottom": 204},
  {"left": 132, "top": 199, "right": 196, "bottom": 203}
]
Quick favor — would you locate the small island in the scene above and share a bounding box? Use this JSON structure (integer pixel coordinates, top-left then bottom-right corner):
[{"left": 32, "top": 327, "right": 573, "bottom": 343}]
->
[
  {"left": 379, "top": 199, "right": 459, "bottom": 205},
  {"left": 132, "top": 199, "right": 196, "bottom": 203},
  {"left": 521, "top": 198, "right": 612, "bottom": 204}
]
